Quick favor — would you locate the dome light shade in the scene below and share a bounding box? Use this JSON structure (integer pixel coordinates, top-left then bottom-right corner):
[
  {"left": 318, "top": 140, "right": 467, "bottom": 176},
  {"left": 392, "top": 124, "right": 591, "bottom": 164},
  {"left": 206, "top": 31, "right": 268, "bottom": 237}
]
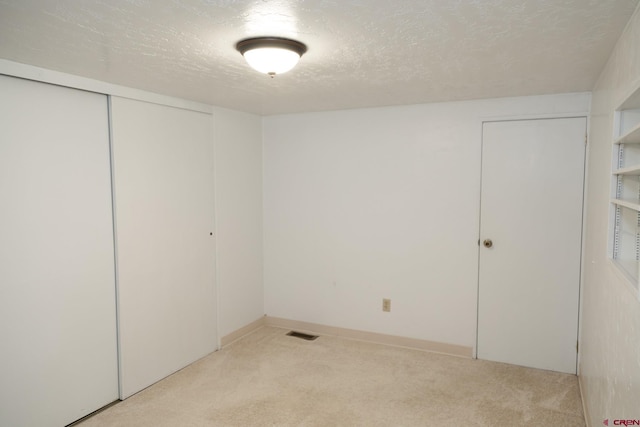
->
[
  {"left": 243, "top": 47, "right": 300, "bottom": 75},
  {"left": 236, "top": 37, "right": 307, "bottom": 76}
]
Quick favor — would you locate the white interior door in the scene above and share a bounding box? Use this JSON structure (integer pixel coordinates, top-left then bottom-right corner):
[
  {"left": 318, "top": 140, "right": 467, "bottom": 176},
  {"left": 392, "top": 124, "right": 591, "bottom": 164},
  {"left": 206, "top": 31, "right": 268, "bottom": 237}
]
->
[
  {"left": 0, "top": 76, "right": 119, "bottom": 426},
  {"left": 110, "top": 97, "right": 217, "bottom": 398},
  {"left": 477, "top": 117, "right": 586, "bottom": 374}
]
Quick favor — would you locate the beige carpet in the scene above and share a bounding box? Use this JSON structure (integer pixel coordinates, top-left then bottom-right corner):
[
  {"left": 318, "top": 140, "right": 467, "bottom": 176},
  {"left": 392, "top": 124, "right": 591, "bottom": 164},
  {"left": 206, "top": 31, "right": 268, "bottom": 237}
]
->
[{"left": 79, "top": 326, "right": 585, "bottom": 426}]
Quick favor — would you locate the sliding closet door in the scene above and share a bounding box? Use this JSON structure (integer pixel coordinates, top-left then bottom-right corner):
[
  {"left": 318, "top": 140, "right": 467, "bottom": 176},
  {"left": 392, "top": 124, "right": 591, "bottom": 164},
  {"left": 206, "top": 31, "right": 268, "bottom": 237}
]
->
[
  {"left": 0, "top": 76, "right": 118, "bottom": 426},
  {"left": 110, "top": 97, "right": 217, "bottom": 398}
]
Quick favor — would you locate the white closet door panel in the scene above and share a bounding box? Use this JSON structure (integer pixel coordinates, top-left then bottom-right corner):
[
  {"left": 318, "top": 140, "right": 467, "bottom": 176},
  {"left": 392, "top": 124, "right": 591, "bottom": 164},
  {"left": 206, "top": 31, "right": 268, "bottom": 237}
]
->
[
  {"left": 110, "top": 97, "right": 217, "bottom": 398},
  {"left": 0, "top": 75, "right": 118, "bottom": 426}
]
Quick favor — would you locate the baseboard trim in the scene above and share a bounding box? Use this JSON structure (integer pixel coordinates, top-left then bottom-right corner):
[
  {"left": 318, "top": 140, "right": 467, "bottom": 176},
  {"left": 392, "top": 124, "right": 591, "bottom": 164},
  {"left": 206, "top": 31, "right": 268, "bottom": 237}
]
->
[
  {"left": 578, "top": 373, "right": 592, "bottom": 427},
  {"left": 264, "top": 316, "right": 473, "bottom": 358},
  {"left": 220, "top": 316, "right": 266, "bottom": 347}
]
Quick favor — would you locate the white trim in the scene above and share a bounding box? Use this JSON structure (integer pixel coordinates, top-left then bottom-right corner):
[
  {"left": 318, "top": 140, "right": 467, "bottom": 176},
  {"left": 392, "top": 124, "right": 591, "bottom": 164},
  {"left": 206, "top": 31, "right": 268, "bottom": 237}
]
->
[
  {"left": 107, "top": 96, "right": 125, "bottom": 400},
  {"left": 577, "top": 113, "right": 592, "bottom": 377},
  {"left": 210, "top": 113, "right": 222, "bottom": 351},
  {"left": 578, "top": 374, "right": 592, "bottom": 427},
  {"left": 0, "top": 59, "right": 213, "bottom": 114},
  {"left": 220, "top": 317, "right": 266, "bottom": 347},
  {"left": 479, "top": 112, "right": 591, "bottom": 123}
]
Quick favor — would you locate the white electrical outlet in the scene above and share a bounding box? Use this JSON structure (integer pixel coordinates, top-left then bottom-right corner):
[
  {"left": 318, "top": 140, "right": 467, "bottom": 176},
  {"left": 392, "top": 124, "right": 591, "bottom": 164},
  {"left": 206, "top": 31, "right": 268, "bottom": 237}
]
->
[{"left": 382, "top": 298, "right": 391, "bottom": 312}]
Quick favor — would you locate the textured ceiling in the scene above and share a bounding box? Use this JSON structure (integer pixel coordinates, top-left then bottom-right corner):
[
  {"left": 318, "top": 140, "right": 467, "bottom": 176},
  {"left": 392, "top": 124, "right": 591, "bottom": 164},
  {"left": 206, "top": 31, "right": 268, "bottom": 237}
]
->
[{"left": 0, "top": 0, "right": 638, "bottom": 115}]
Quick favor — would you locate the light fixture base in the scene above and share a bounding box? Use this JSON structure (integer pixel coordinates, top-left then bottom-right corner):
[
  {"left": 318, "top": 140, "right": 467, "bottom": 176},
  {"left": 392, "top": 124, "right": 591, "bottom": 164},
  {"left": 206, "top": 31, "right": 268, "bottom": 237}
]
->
[{"left": 236, "top": 37, "right": 307, "bottom": 56}]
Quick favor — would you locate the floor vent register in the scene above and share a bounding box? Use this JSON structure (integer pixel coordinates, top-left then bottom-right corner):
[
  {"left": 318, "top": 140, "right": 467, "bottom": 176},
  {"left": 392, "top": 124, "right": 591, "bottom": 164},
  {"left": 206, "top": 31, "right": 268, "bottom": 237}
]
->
[{"left": 286, "top": 331, "right": 319, "bottom": 341}]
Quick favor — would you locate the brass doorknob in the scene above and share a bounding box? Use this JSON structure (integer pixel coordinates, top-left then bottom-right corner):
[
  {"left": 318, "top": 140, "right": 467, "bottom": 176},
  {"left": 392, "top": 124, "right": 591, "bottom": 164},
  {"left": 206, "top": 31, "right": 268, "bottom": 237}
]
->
[{"left": 483, "top": 239, "right": 493, "bottom": 248}]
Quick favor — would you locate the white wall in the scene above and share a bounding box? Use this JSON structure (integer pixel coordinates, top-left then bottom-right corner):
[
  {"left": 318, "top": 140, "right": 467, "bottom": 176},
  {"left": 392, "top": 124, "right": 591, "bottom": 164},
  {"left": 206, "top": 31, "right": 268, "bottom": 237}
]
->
[
  {"left": 213, "top": 107, "right": 264, "bottom": 338},
  {"left": 581, "top": 5, "right": 640, "bottom": 425},
  {"left": 263, "top": 93, "right": 590, "bottom": 349}
]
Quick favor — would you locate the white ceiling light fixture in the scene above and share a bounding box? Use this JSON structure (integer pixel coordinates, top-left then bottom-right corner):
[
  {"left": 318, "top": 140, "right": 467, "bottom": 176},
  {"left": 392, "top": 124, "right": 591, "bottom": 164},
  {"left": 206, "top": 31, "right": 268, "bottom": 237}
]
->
[{"left": 236, "top": 37, "right": 307, "bottom": 77}]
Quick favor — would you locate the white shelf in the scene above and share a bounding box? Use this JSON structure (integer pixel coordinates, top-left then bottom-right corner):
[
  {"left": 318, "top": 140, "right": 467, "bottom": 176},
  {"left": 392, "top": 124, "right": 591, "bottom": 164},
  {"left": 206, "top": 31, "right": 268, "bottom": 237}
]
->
[
  {"left": 619, "top": 83, "right": 640, "bottom": 110},
  {"left": 614, "top": 121, "right": 640, "bottom": 144},
  {"left": 611, "top": 198, "right": 640, "bottom": 211},
  {"left": 613, "top": 165, "right": 640, "bottom": 175},
  {"left": 611, "top": 83, "right": 640, "bottom": 296}
]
